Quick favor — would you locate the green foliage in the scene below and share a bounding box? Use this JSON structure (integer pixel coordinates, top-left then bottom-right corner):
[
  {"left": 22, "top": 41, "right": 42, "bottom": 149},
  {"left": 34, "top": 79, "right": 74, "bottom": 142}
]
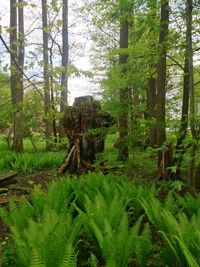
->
[
  {"left": 0, "top": 137, "right": 65, "bottom": 173},
  {"left": 2, "top": 172, "right": 200, "bottom": 266},
  {"left": 0, "top": 180, "right": 81, "bottom": 267},
  {"left": 23, "top": 90, "right": 44, "bottom": 137},
  {"left": 141, "top": 192, "right": 200, "bottom": 266},
  {"left": 0, "top": 150, "right": 65, "bottom": 174},
  {"left": 0, "top": 72, "right": 13, "bottom": 129},
  {"left": 175, "top": 192, "right": 200, "bottom": 217},
  {"left": 59, "top": 244, "right": 77, "bottom": 267},
  {"left": 89, "top": 253, "right": 99, "bottom": 267}
]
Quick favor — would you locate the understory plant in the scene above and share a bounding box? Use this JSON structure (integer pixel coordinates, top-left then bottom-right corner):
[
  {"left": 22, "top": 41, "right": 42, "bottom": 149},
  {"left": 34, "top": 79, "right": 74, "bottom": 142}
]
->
[
  {"left": 1, "top": 172, "right": 200, "bottom": 266},
  {"left": 0, "top": 181, "right": 80, "bottom": 267},
  {"left": 141, "top": 194, "right": 200, "bottom": 266},
  {"left": 78, "top": 191, "right": 154, "bottom": 267}
]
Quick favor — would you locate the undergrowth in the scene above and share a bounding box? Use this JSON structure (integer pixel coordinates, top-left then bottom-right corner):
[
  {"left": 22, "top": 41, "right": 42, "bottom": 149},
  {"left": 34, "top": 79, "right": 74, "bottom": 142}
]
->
[
  {"left": 0, "top": 151, "right": 65, "bottom": 174},
  {"left": 0, "top": 137, "right": 65, "bottom": 174},
  {"left": 1, "top": 172, "right": 200, "bottom": 266}
]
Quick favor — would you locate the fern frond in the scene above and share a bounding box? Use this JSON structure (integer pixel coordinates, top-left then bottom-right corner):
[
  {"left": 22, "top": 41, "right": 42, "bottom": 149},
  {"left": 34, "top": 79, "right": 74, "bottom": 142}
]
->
[
  {"left": 159, "top": 231, "right": 180, "bottom": 260},
  {"left": 29, "top": 248, "right": 46, "bottom": 267},
  {"left": 59, "top": 244, "right": 77, "bottom": 267},
  {"left": 90, "top": 253, "right": 99, "bottom": 267},
  {"left": 175, "top": 236, "right": 199, "bottom": 267}
]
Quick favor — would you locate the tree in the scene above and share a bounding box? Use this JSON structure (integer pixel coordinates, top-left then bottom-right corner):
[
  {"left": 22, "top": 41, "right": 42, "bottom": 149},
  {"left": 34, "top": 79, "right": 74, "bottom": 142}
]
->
[
  {"left": 146, "top": 0, "right": 159, "bottom": 148},
  {"left": 175, "top": 55, "right": 190, "bottom": 178},
  {"left": 186, "top": 0, "right": 196, "bottom": 194},
  {"left": 42, "top": 0, "right": 52, "bottom": 150},
  {"left": 62, "top": 0, "right": 68, "bottom": 94},
  {"left": 118, "top": 0, "right": 129, "bottom": 162},
  {"left": 156, "top": 0, "right": 169, "bottom": 170},
  {"left": 10, "top": 0, "right": 24, "bottom": 153},
  {"left": 59, "top": 0, "right": 69, "bottom": 139},
  {"left": 147, "top": 75, "right": 157, "bottom": 146}
]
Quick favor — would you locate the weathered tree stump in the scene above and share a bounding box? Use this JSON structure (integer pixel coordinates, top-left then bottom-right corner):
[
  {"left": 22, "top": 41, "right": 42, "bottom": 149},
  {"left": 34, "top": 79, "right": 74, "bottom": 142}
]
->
[{"left": 57, "top": 96, "right": 115, "bottom": 175}]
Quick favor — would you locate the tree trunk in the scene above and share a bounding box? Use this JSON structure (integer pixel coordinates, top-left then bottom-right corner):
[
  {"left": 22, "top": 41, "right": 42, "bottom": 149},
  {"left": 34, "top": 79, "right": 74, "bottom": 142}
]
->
[
  {"left": 49, "top": 42, "right": 57, "bottom": 143},
  {"left": 186, "top": 0, "right": 196, "bottom": 195},
  {"left": 147, "top": 75, "right": 157, "bottom": 147},
  {"left": 42, "top": 0, "right": 52, "bottom": 150},
  {"left": 156, "top": 0, "right": 169, "bottom": 170},
  {"left": 10, "top": 0, "right": 17, "bottom": 106},
  {"left": 59, "top": 0, "right": 69, "bottom": 140},
  {"left": 175, "top": 57, "right": 189, "bottom": 178},
  {"left": 10, "top": 0, "right": 24, "bottom": 153},
  {"left": 58, "top": 96, "right": 115, "bottom": 175},
  {"left": 118, "top": 8, "right": 129, "bottom": 162},
  {"left": 146, "top": 0, "right": 158, "bottom": 148}
]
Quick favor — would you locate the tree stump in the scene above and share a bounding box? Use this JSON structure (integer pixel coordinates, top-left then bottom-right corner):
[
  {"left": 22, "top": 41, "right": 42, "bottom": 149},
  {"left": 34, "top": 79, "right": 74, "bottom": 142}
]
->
[{"left": 57, "top": 96, "right": 115, "bottom": 175}]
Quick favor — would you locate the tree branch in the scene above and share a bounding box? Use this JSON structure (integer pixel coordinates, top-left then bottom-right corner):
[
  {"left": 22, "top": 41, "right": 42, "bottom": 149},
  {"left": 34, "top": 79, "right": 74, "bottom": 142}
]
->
[{"left": 167, "top": 55, "right": 184, "bottom": 70}]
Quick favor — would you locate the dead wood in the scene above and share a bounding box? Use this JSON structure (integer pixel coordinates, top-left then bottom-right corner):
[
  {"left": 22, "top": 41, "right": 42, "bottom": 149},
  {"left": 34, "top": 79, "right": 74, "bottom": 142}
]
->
[
  {"left": 58, "top": 96, "right": 115, "bottom": 175},
  {"left": 57, "top": 145, "right": 76, "bottom": 175},
  {"left": 0, "top": 171, "right": 18, "bottom": 182}
]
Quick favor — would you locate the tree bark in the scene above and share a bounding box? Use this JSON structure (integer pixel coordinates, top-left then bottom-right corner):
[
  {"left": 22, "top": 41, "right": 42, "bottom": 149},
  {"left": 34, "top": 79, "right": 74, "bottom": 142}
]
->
[
  {"left": 186, "top": 0, "right": 196, "bottom": 194},
  {"left": 156, "top": 0, "right": 169, "bottom": 168},
  {"left": 147, "top": 75, "right": 157, "bottom": 147},
  {"left": 10, "top": 0, "right": 24, "bottom": 153},
  {"left": 49, "top": 42, "right": 57, "bottom": 143},
  {"left": 175, "top": 57, "right": 189, "bottom": 178},
  {"left": 42, "top": 0, "right": 52, "bottom": 150},
  {"left": 59, "top": 0, "right": 69, "bottom": 140},
  {"left": 118, "top": 9, "right": 129, "bottom": 162},
  {"left": 146, "top": 0, "right": 158, "bottom": 148},
  {"left": 58, "top": 96, "right": 114, "bottom": 175}
]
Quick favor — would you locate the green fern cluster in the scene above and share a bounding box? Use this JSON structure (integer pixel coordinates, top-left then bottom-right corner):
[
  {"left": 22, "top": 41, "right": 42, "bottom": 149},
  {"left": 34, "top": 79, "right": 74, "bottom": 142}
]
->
[
  {"left": 0, "top": 180, "right": 80, "bottom": 267},
  {"left": 1, "top": 173, "right": 156, "bottom": 266},
  {"left": 78, "top": 192, "right": 153, "bottom": 267},
  {"left": 141, "top": 192, "right": 200, "bottom": 266},
  {"left": 2, "top": 172, "right": 200, "bottom": 266},
  {"left": 0, "top": 150, "right": 65, "bottom": 173}
]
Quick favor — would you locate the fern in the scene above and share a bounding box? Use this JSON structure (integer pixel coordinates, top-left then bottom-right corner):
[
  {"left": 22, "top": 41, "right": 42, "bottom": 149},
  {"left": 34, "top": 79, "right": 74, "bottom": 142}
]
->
[
  {"left": 176, "top": 192, "right": 200, "bottom": 217},
  {"left": 81, "top": 189, "right": 153, "bottom": 267},
  {"left": 0, "top": 177, "right": 81, "bottom": 267},
  {"left": 59, "top": 244, "right": 77, "bottom": 267},
  {"left": 29, "top": 248, "right": 46, "bottom": 267},
  {"left": 175, "top": 236, "right": 199, "bottom": 267},
  {"left": 142, "top": 192, "right": 200, "bottom": 266},
  {"left": 89, "top": 253, "right": 99, "bottom": 267},
  {"left": 135, "top": 223, "right": 154, "bottom": 267}
]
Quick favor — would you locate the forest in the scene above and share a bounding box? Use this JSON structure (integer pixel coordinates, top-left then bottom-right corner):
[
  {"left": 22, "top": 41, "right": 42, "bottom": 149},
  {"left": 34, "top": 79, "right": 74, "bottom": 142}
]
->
[{"left": 1, "top": 0, "right": 200, "bottom": 266}]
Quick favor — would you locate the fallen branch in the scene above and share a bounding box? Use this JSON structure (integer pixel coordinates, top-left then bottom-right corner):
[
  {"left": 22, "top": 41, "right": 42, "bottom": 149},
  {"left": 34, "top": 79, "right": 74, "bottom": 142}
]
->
[
  {"left": 57, "top": 145, "right": 76, "bottom": 176},
  {"left": 0, "top": 171, "right": 18, "bottom": 182}
]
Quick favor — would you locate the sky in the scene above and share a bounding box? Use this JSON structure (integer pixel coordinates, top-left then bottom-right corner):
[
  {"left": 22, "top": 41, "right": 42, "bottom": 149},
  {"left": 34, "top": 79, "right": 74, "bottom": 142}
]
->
[{"left": 0, "top": 0, "right": 97, "bottom": 105}]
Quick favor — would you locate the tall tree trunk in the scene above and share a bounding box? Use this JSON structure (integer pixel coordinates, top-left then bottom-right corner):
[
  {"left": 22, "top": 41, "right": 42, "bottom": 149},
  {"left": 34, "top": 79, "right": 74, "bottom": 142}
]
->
[
  {"left": 49, "top": 43, "right": 57, "bottom": 143},
  {"left": 118, "top": 11, "right": 129, "bottom": 162},
  {"left": 59, "top": 0, "right": 69, "bottom": 140},
  {"left": 175, "top": 57, "right": 189, "bottom": 178},
  {"left": 186, "top": 0, "right": 196, "bottom": 194},
  {"left": 129, "top": 20, "right": 140, "bottom": 150},
  {"left": 156, "top": 0, "right": 169, "bottom": 168},
  {"left": 16, "top": 0, "right": 24, "bottom": 152},
  {"left": 42, "top": 0, "right": 52, "bottom": 150},
  {"left": 10, "top": 0, "right": 24, "bottom": 153},
  {"left": 10, "top": 0, "right": 17, "bottom": 106},
  {"left": 146, "top": 0, "right": 158, "bottom": 148},
  {"left": 147, "top": 75, "right": 157, "bottom": 147}
]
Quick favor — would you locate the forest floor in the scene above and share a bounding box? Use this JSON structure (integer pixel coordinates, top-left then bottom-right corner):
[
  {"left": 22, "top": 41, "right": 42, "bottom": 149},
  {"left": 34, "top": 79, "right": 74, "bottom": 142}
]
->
[
  {"left": 0, "top": 135, "right": 162, "bottom": 246},
  {"left": 0, "top": 169, "right": 57, "bottom": 241}
]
